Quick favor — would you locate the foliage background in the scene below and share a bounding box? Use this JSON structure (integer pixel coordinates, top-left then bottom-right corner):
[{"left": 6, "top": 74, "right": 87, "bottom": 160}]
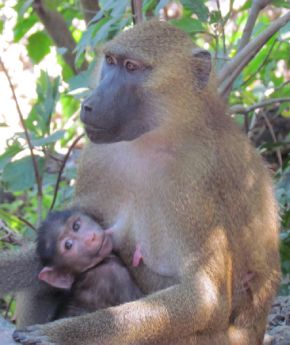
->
[{"left": 0, "top": 0, "right": 289, "bottom": 319}]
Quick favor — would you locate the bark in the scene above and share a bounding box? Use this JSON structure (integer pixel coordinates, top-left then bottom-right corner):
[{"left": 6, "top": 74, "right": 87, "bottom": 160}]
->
[{"left": 33, "top": 0, "right": 82, "bottom": 73}]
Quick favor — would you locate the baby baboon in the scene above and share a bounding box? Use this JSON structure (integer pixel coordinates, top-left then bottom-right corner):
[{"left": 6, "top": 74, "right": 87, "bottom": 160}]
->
[{"left": 36, "top": 210, "right": 143, "bottom": 318}]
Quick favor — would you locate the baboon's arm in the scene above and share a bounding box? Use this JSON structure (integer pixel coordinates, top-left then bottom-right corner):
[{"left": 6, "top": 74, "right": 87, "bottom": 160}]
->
[
  {"left": 0, "top": 245, "right": 40, "bottom": 296},
  {"left": 13, "top": 270, "right": 230, "bottom": 345}
]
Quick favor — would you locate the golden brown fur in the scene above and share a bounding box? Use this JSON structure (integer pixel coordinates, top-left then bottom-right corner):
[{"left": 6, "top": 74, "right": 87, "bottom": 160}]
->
[{"left": 1, "top": 20, "right": 280, "bottom": 345}]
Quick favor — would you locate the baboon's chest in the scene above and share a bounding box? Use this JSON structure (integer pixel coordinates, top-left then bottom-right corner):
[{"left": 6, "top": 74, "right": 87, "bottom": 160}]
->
[{"left": 77, "top": 143, "right": 182, "bottom": 289}]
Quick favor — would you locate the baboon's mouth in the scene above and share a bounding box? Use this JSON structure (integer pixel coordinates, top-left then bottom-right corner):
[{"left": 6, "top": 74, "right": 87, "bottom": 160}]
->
[
  {"left": 85, "top": 125, "right": 107, "bottom": 132},
  {"left": 95, "top": 234, "right": 112, "bottom": 258}
]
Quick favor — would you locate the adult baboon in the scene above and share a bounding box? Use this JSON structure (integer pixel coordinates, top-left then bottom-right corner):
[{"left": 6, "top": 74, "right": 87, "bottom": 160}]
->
[{"left": 1, "top": 20, "right": 280, "bottom": 345}]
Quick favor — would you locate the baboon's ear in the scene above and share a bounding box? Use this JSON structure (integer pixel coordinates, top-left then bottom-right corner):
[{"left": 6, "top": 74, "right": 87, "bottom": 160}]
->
[
  {"left": 38, "top": 266, "right": 74, "bottom": 289},
  {"left": 192, "top": 48, "right": 211, "bottom": 89}
]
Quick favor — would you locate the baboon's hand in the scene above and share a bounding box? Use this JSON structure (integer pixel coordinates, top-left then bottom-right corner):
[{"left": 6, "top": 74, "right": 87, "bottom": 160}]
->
[
  {"left": 12, "top": 316, "right": 101, "bottom": 345},
  {"left": 13, "top": 325, "right": 57, "bottom": 345}
]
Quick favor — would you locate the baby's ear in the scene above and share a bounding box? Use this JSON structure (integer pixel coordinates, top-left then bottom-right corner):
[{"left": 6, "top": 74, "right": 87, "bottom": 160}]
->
[{"left": 38, "top": 266, "right": 74, "bottom": 289}]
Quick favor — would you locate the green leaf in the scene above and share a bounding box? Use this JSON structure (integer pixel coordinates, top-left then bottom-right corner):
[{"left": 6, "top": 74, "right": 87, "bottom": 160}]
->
[
  {"left": 252, "top": 18, "right": 270, "bottom": 37},
  {"left": 89, "top": 10, "right": 104, "bottom": 24},
  {"left": 110, "top": 0, "right": 128, "bottom": 18},
  {"left": 239, "top": 0, "right": 252, "bottom": 11},
  {"left": 0, "top": 20, "right": 4, "bottom": 35},
  {"left": 27, "top": 31, "right": 52, "bottom": 63},
  {"left": 91, "top": 18, "right": 116, "bottom": 46},
  {"left": 68, "top": 60, "right": 97, "bottom": 91},
  {"left": 0, "top": 141, "right": 23, "bottom": 171},
  {"left": 75, "top": 25, "right": 98, "bottom": 62},
  {"left": 280, "top": 21, "right": 290, "bottom": 36},
  {"left": 14, "top": 0, "right": 33, "bottom": 17},
  {"left": 99, "top": 0, "right": 128, "bottom": 18},
  {"left": 30, "top": 130, "right": 65, "bottom": 147},
  {"left": 0, "top": 209, "right": 25, "bottom": 232},
  {"left": 272, "top": 0, "right": 290, "bottom": 8},
  {"left": 26, "top": 71, "right": 60, "bottom": 135},
  {"left": 3, "top": 156, "right": 44, "bottom": 192},
  {"left": 56, "top": 51, "right": 75, "bottom": 81},
  {"left": 209, "top": 10, "right": 222, "bottom": 24},
  {"left": 60, "top": 95, "right": 80, "bottom": 119},
  {"left": 170, "top": 17, "right": 204, "bottom": 34},
  {"left": 181, "top": 0, "right": 209, "bottom": 22},
  {"left": 143, "top": 0, "right": 156, "bottom": 13},
  {"left": 61, "top": 4, "right": 81, "bottom": 23},
  {"left": 280, "top": 231, "right": 290, "bottom": 241},
  {"left": 282, "top": 260, "right": 290, "bottom": 272},
  {"left": 14, "top": 14, "right": 38, "bottom": 42}
]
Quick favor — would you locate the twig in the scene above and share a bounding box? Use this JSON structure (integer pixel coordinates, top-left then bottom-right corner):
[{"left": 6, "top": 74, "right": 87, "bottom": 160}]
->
[
  {"left": 224, "top": 0, "right": 234, "bottom": 24},
  {"left": 131, "top": 0, "right": 143, "bottom": 24},
  {"left": 244, "top": 112, "right": 249, "bottom": 133},
  {"left": 0, "top": 58, "right": 43, "bottom": 224},
  {"left": 229, "top": 97, "right": 290, "bottom": 114},
  {"left": 212, "top": 32, "right": 220, "bottom": 62},
  {"left": 216, "top": 0, "right": 227, "bottom": 56},
  {"left": 271, "top": 80, "right": 290, "bottom": 94},
  {"left": 42, "top": 150, "right": 64, "bottom": 164},
  {"left": 261, "top": 112, "right": 283, "bottom": 168},
  {"left": 218, "top": 11, "right": 290, "bottom": 91},
  {"left": 50, "top": 133, "right": 85, "bottom": 211},
  {"left": 238, "top": 0, "right": 271, "bottom": 52},
  {"left": 17, "top": 217, "right": 36, "bottom": 231}
]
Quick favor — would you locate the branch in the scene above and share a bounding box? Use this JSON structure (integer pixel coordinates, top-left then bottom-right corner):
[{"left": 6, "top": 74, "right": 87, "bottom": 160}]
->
[
  {"left": 238, "top": 0, "right": 271, "bottom": 52},
  {"left": 271, "top": 80, "right": 290, "bottom": 93},
  {"left": 218, "top": 11, "right": 290, "bottom": 92},
  {"left": 80, "top": 0, "right": 100, "bottom": 25},
  {"left": 229, "top": 97, "right": 290, "bottom": 114},
  {"left": 50, "top": 134, "right": 85, "bottom": 211},
  {"left": 131, "top": 0, "right": 143, "bottom": 24},
  {"left": 219, "top": 53, "right": 251, "bottom": 97},
  {"left": 0, "top": 58, "right": 43, "bottom": 224},
  {"left": 17, "top": 217, "right": 36, "bottom": 231},
  {"left": 33, "top": 0, "right": 84, "bottom": 73},
  {"left": 241, "top": 38, "right": 277, "bottom": 86}
]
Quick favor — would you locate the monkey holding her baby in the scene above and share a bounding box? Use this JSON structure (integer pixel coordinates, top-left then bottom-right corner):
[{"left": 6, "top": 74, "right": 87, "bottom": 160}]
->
[
  {"left": 0, "top": 20, "right": 280, "bottom": 345},
  {"left": 36, "top": 209, "right": 143, "bottom": 318}
]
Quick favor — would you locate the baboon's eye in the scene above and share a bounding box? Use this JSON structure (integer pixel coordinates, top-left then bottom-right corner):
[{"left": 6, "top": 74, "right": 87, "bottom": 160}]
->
[
  {"left": 124, "top": 60, "right": 139, "bottom": 72},
  {"left": 105, "top": 55, "right": 116, "bottom": 65},
  {"left": 72, "top": 219, "right": 81, "bottom": 232},
  {"left": 65, "top": 239, "right": 73, "bottom": 250}
]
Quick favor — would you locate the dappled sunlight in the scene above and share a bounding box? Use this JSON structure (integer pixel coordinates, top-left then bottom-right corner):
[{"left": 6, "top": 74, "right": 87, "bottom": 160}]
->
[
  {"left": 0, "top": 0, "right": 63, "bottom": 154},
  {"left": 228, "top": 325, "right": 251, "bottom": 345},
  {"left": 197, "top": 271, "right": 219, "bottom": 309},
  {"left": 108, "top": 297, "right": 172, "bottom": 344}
]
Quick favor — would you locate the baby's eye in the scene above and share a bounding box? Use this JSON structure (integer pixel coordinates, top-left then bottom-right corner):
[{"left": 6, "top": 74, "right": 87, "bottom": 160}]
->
[
  {"left": 72, "top": 219, "right": 81, "bottom": 232},
  {"left": 65, "top": 239, "right": 73, "bottom": 250}
]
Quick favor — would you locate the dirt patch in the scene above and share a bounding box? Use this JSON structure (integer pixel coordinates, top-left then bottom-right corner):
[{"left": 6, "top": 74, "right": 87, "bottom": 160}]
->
[{"left": 264, "top": 296, "right": 290, "bottom": 345}]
